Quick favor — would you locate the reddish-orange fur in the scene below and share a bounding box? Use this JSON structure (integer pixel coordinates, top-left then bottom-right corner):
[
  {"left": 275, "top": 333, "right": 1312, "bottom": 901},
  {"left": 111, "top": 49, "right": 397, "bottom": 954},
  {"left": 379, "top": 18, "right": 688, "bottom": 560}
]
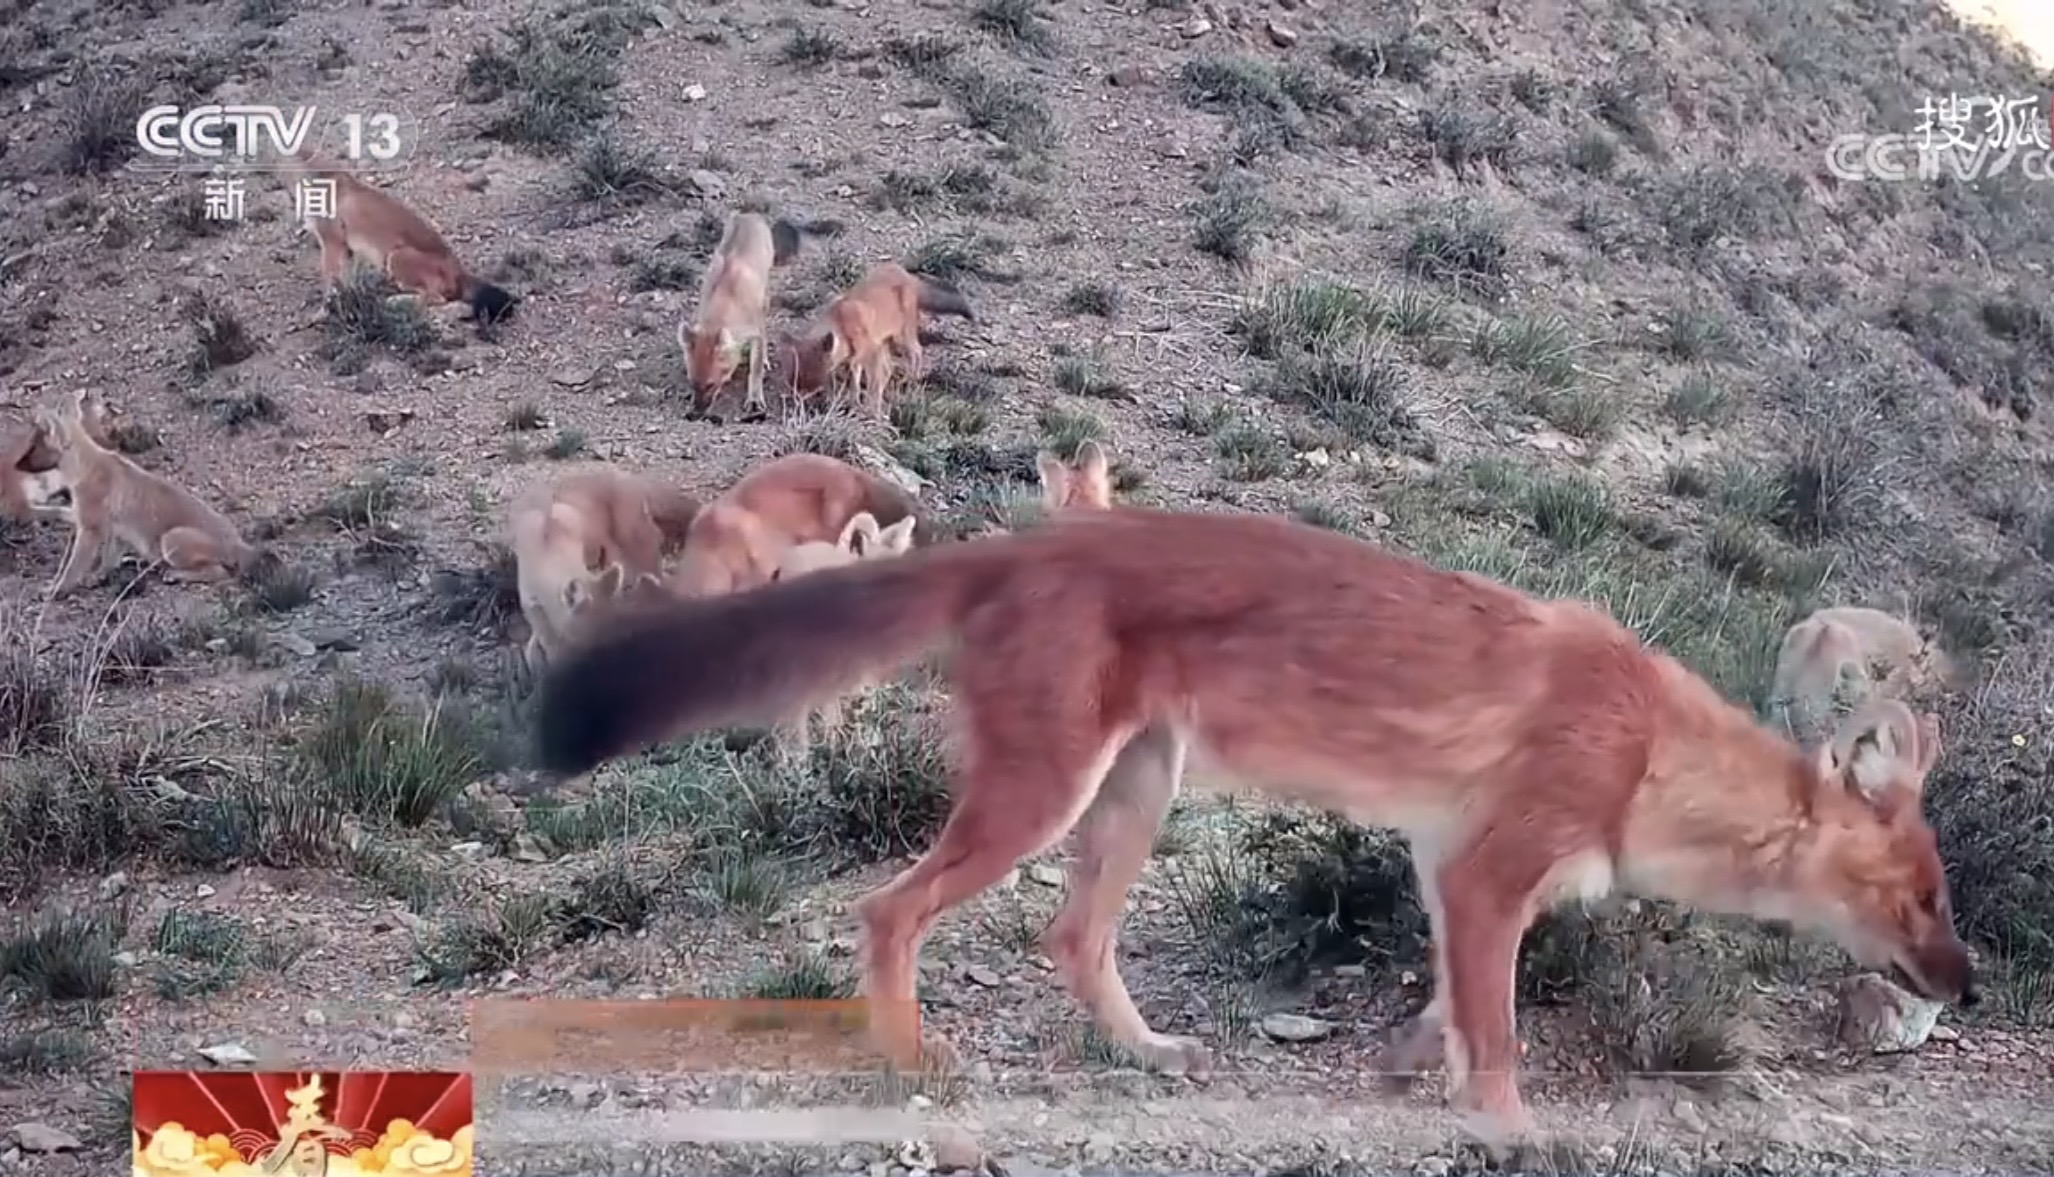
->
[
  {"left": 669, "top": 453, "right": 922, "bottom": 597},
  {"left": 289, "top": 155, "right": 515, "bottom": 324},
  {"left": 534, "top": 507, "right": 1974, "bottom": 1152},
  {"left": 791, "top": 263, "right": 975, "bottom": 415}
]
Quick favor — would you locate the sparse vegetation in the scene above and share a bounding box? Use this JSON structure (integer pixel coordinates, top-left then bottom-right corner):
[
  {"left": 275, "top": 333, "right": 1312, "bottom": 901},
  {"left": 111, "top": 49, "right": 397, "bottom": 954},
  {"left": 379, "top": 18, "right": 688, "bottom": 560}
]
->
[{"left": 7, "top": 0, "right": 2054, "bottom": 1170}]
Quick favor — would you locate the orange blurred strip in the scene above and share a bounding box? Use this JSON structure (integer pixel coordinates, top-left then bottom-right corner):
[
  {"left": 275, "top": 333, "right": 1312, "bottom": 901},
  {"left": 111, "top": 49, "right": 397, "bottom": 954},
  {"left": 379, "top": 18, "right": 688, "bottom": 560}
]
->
[{"left": 468, "top": 998, "right": 918, "bottom": 1075}]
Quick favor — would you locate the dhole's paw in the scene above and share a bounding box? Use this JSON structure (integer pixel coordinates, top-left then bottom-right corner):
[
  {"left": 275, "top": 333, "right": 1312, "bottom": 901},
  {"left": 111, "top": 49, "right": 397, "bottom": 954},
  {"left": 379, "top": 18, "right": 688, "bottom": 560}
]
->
[
  {"left": 1456, "top": 1104, "right": 1541, "bottom": 1166},
  {"left": 1136, "top": 1034, "right": 1212, "bottom": 1081}
]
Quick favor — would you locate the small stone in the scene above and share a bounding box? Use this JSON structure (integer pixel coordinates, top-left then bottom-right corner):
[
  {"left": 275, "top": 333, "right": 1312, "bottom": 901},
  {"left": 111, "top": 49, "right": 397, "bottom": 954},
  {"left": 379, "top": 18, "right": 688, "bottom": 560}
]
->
[
  {"left": 1413, "top": 1158, "right": 1452, "bottom": 1177},
  {"left": 273, "top": 632, "right": 318, "bottom": 658},
  {"left": 965, "top": 965, "right": 1002, "bottom": 988},
  {"left": 687, "top": 169, "right": 726, "bottom": 197},
  {"left": 1181, "top": 16, "right": 1212, "bottom": 37},
  {"left": 1259, "top": 1013, "right": 1332, "bottom": 1042},
  {"left": 511, "top": 833, "right": 550, "bottom": 864},
  {"left": 550, "top": 368, "right": 595, "bottom": 388},
  {"left": 450, "top": 841, "right": 489, "bottom": 860},
  {"left": 1265, "top": 20, "right": 1298, "bottom": 47},
  {"left": 97, "top": 872, "right": 130, "bottom": 900},
  {"left": 1835, "top": 973, "right": 1943, "bottom": 1053},
  {"left": 10, "top": 1124, "right": 82, "bottom": 1154},
  {"left": 303, "top": 1009, "right": 327, "bottom": 1028},
  {"left": 1107, "top": 64, "right": 1145, "bottom": 87},
  {"left": 880, "top": 112, "right": 911, "bottom": 128},
  {"left": 1083, "top": 1133, "right": 1117, "bottom": 1165},
  {"left": 928, "top": 1123, "right": 982, "bottom": 1173},
  {"left": 194, "top": 884, "right": 216, "bottom": 899},
  {"left": 683, "top": 83, "right": 707, "bottom": 101},
  {"left": 198, "top": 1042, "right": 257, "bottom": 1067},
  {"left": 1026, "top": 863, "right": 1065, "bottom": 887}
]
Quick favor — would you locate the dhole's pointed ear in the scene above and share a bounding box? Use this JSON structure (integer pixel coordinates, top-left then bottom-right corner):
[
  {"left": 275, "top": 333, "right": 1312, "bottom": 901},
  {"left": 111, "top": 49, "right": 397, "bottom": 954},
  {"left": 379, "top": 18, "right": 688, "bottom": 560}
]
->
[
  {"left": 876, "top": 515, "right": 916, "bottom": 553},
  {"left": 1076, "top": 441, "right": 1112, "bottom": 505},
  {"left": 841, "top": 512, "right": 881, "bottom": 556},
  {"left": 1818, "top": 698, "right": 1930, "bottom": 805},
  {"left": 562, "top": 576, "right": 591, "bottom": 612},
  {"left": 1035, "top": 450, "right": 1068, "bottom": 503}
]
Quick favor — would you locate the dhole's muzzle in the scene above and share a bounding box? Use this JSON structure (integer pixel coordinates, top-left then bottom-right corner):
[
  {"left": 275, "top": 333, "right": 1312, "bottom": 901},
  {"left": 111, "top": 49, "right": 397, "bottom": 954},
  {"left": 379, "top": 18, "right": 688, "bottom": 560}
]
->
[{"left": 1890, "top": 934, "right": 1979, "bottom": 1007}]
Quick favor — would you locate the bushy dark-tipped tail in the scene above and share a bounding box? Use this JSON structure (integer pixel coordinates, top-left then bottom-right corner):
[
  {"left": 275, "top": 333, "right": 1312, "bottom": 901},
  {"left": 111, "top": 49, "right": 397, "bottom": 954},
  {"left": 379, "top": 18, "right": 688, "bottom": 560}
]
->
[
  {"left": 915, "top": 279, "right": 977, "bottom": 322},
  {"left": 467, "top": 282, "right": 519, "bottom": 325},
  {"left": 769, "top": 218, "right": 805, "bottom": 266},
  {"left": 530, "top": 547, "right": 997, "bottom": 778}
]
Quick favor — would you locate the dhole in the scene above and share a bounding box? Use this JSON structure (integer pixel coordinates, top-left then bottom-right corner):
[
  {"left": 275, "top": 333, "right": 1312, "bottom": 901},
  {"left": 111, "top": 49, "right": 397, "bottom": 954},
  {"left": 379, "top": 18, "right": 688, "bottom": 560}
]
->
[
  {"left": 772, "top": 511, "right": 919, "bottom": 583},
  {"left": 670, "top": 453, "right": 922, "bottom": 597},
  {"left": 508, "top": 467, "right": 701, "bottom": 670},
  {"left": 36, "top": 390, "right": 265, "bottom": 596},
  {"left": 1775, "top": 605, "right": 1949, "bottom": 706},
  {"left": 681, "top": 212, "right": 805, "bottom": 415},
  {"left": 288, "top": 156, "right": 517, "bottom": 324},
  {"left": 3, "top": 394, "right": 119, "bottom": 521},
  {"left": 789, "top": 262, "right": 976, "bottom": 414},
  {"left": 1037, "top": 440, "right": 1114, "bottom": 512},
  {"left": 531, "top": 507, "right": 1977, "bottom": 1152}
]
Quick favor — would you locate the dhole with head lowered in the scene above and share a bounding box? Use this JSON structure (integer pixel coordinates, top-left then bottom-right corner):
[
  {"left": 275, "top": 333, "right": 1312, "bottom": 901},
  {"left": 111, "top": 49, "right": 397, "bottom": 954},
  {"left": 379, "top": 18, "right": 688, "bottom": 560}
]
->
[
  {"left": 287, "top": 156, "right": 517, "bottom": 325},
  {"left": 529, "top": 506, "right": 1978, "bottom": 1153},
  {"left": 36, "top": 390, "right": 266, "bottom": 596},
  {"left": 669, "top": 452, "right": 922, "bottom": 598},
  {"left": 508, "top": 466, "right": 701, "bottom": 670},
  {"left": 682, "top": 211, "right": 805, "bottom": 415},
  {"left": 787, "top": 262, "right": 976, "bottom": 415}
]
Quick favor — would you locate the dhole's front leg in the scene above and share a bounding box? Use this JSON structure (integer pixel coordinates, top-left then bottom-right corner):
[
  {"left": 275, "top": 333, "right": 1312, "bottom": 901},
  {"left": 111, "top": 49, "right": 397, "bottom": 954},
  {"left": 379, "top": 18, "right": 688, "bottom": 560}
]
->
[
  {"left": 1434, "top": 839, "right": 1551, "bottom": 1159},
  {"left": 743, "top": 333, "right": 768, "bottom": 414},
  {"left": 50, "top": 519, "right": 112, "bottom": 597}
]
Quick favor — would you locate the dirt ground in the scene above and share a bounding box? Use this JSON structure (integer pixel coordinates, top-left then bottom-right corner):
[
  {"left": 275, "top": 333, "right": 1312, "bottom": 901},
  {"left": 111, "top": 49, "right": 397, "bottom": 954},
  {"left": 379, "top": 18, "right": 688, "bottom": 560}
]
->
[{"left": 4, "top": 0, "right": 2054, "bottom": 1174}]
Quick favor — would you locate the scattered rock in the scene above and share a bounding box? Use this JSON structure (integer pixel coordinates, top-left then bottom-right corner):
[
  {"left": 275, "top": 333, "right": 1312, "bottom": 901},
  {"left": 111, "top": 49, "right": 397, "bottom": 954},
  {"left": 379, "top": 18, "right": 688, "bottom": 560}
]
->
[
  {"left": 1265, "top": 20, "right": 1298, "bottom": 47},
  {"left": 273, "top": 632, "right": 319, "bottom": 658},
  {"left": 97, "top": 871, "right": 130, "bottom": 900},
  {"left": 198, "top": 1042, "right": 257, "bottom": 1067},
  {"left": 880, "top": 112, "right": 912, "bottom": 128},
  {"left": 364, "top": 406, "right": 415, "bottom": 434},
  {"left": 9, "top": 1124, "right": 82, "bottom": 1154},
  {"left": 551, "top": 367, "right": 596, "bottom": 388},
  {"left": 928, "top": 1123, "right": 983, "bottom": 1173},
  {"left": 511, "top": 833, "right": 550, "bottom": 864},
  {"left": 303, "top": 1009, "right": 327, "bottom": 1028},
  {"left": 1181, "top": 16, "right": 1212, "bottom": 37},
  {"left": 965, "top": 965, "right": 1002, "bottom": 988},
  {"left": 1025, "top": 863, "right": 1065, "bottom": 887},
  {"left": 1413, "top": 1157, "right": 1452, "bottom": 1177},
  {"left": 1082, "top": 1134, "right": 1117, "bottom": 1165},
  {"left": 1259, "top": 1013, "right": 1333, "bottom": 1042},
  {"left": 1107, "top": 64, "right": 1145, "bottom": 87},
  {"left": 687, "top": 169, "right": 726, "bottom": 198},
  {"left": 1835, "top": 973, "right": 1943, "bottom": 1053},
  {"left": 683, "top": 83, "right": 707, "bottom": 101}
]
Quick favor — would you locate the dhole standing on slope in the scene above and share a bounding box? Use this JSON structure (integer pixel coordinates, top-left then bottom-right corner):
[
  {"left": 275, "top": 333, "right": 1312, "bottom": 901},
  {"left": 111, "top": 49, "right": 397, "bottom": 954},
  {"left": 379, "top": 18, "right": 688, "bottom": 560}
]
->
[
  {"left": 508, "top": 467, "right": 701, "bottom": 670},
  {"left": 682, "top": 212, "right": 806, "bottom": 416},
  {"left": 789, "top": 262, "right": 976, "bottom": 415},
  {"left": 286, "top": 155, "right": 518, "bottom": 325},
  {"left": 36, "top": 390, "right": 264, "bottom": 596},
  {"left": 530, "top": 506, "right": 1978, "bottom": 1154},
  {"left": 670, "top": 452, "right": 923, "bottom": 597}
]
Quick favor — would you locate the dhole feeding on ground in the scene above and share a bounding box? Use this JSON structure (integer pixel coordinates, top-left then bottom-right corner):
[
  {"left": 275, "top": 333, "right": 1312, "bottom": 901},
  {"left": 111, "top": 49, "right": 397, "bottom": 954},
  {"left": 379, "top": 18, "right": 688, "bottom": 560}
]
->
[
  {"left": 681, "top": 212, "right": 805, "bottom": 415},
  {"left": 531, "top": 506, "right": 1978, "bottom": 1152},
  {"left": 668, "top": 452, "right": 922, "bottom": 597},
  {"left": 508, "top": 466, "right": 702, "bottom": 670},
  {"left": 788, "top": 262, "right": 976, "bottom": 415},
  {"left": 285, "top": 154, "right": 518, "bottom": 325},
  {"left": 35, "top": 390, "right": 267, "bottom": 596}
]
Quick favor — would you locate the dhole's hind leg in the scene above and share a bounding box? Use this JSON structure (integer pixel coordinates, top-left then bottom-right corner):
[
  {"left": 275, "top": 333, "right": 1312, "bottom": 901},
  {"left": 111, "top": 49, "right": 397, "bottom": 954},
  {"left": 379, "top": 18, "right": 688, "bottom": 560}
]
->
[
  {"left": 1041, "top": 725, "right": 1211, "bottom": 1076},
  {"left": 1380, "top": 834, "right": 1454, "bottom": 1092},
  {"left": 851, "top": 703, "right": 1125, "bottom": 1073}
]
